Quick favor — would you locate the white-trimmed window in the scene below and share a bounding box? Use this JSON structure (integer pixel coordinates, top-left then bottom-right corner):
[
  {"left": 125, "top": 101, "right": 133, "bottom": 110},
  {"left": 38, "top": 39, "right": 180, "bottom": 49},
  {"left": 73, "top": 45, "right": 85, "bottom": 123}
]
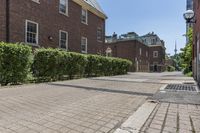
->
[
  {"left": 81, "top": 37, "right": 87, "bottom": 53},
  {"left": 25, "top": 20, "right": 38, "bottom": 44},
  {"left": 153, "top": 51, "right": 158, "bottom": 58},
  {"left": 81, "top": 8, "right": 88, "bottom": 24},
  {"left": 146, "top": 51, "right": 148, "bottom": 57},
  {"left": 139, "top": 48, "right": 142, "bottom": 55},
  {"left": 59, "top": 0, "right": 68, "bottom": 15},
  {"left": 59, "top": 30, "right": 68, "bottom": 49},
  {"left": 97, "top": 28, "right": 103, "bottom": 41}
]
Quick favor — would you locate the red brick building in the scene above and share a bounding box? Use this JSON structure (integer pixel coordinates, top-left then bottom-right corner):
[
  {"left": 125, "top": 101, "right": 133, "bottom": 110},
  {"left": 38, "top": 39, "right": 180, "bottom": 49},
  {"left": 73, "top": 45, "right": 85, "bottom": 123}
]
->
[
  {"left": 105, "top": 40, "right": 150, "bottom": 72},
  {"left": 0, "top": 0, "right": 107, "bottom": 54},
  {"left": 105, "top": 32, "right": 166, "bottom": 72},
  {"left": 193, "top": 0, "right": 200, "bottom": 83}
]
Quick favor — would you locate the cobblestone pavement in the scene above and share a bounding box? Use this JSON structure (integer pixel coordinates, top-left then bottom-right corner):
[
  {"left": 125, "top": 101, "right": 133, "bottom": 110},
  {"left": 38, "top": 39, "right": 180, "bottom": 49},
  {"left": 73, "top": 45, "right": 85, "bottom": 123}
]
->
[
  {"left": 0, "top": 77, "right": 162, "bottom": 133},
  {"left": 140, "top": 103, "right": 200, "bottom": 133}
]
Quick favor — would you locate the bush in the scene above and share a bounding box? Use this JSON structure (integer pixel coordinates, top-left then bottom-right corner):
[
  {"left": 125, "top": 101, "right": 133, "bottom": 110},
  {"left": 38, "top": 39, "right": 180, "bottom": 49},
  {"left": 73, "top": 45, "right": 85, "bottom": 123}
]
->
[
  {"left": 85, "top": 55, "right": 132, "bottom": 77},
  {"left": 0, "top": 43, "right": 132, "bottom": 85},
  {"left": 186, "top": 71, "right": 193, "bottom": 77},
  {"left": 0, "top": 42, "right": 32, "bottom": 86},
  {"left": 33, "top": 49, "right": 87, "bottom": 81},
  {"left": 167, "top": 65, "right": 175, "bottom": 72},
  {"left": 33, "top": 48, "right": 66, "bottom": 81},
  {"left": 67, "top": 52, "right": 87, "bottom": 79}
]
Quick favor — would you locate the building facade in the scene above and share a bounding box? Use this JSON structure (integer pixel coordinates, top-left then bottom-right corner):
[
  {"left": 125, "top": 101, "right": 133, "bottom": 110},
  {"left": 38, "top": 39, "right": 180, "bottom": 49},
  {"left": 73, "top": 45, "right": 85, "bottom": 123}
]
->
[
  {"left": 193, "top": 0, "right": 200, "bottom": 83},
  {"left": 0, "top": 0, "right": 107, "bottom": 54},
  {"left": 105, "top": 32, "right": 166, "bottom": 72},
  {"left": 141, "top": 32, "right": 166, "bottom": 72}
]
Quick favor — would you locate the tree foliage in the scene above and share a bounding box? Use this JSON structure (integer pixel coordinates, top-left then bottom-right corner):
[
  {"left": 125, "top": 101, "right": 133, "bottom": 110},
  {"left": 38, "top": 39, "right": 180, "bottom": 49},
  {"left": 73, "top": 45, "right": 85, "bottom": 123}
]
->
[{"left": 180, "top": 28, "right": 193, "bottom": 74}]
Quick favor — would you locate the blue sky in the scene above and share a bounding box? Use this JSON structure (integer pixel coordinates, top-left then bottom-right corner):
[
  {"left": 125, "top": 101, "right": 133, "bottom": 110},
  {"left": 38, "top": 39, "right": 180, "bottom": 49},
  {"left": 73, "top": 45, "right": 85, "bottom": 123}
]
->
[{"left": 98, "top": 0, "right": 186, "bottom": 55}]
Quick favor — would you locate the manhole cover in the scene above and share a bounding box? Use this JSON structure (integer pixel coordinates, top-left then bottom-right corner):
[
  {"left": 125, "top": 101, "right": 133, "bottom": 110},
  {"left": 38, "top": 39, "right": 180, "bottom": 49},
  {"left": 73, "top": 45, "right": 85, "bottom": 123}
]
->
[{"left": 164, "top": 84, "right": 197, "bottom": 92}]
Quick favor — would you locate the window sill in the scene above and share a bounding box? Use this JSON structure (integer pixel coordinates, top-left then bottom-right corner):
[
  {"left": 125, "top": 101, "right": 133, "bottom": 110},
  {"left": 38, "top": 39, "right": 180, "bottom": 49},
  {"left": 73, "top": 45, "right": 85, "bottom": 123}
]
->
[
  {"left": 81, "top": 51, "right": 87, "bottom": 54},
  {"left": 26, "top": 43, "right": 40, "bottom": 47},
  {"left": 58, "top": 47, "right": 68, "bottom": 51},
  {"left": 81, "top": 21, "right": 88, "bottom": 25},
  {"left": 97, "top": 40, "right": 103, "bottom": 43},
  {"left": 59, "top": 12, "right": 69, "bottom": 17},
  {"left": 32, "top": 0, "right": 40, "bottom": 4}
]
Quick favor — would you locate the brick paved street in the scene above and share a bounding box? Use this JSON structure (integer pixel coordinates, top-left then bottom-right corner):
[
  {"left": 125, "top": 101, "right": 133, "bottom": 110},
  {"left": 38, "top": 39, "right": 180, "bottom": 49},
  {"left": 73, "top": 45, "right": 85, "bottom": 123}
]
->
[
  {"left": 0, "top": 76, "right": 162, "bottom": 133},
  {"left": 140, "top": 103, "right": 200, "bottom": 133},
  {"left": 0, "top": 72, "right": 199, "bottom": 133}
]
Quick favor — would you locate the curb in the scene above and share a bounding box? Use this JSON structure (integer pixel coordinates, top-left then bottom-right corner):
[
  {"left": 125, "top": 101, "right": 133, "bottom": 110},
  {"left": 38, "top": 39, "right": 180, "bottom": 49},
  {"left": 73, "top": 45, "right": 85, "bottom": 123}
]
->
[{"left": 114, "top": 100, "right": 158, "bottom": 133}]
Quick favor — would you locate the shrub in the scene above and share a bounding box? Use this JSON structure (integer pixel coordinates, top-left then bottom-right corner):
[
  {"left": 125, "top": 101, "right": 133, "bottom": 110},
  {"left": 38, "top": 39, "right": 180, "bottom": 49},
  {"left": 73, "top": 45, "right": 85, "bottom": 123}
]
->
[
  {"left": 85, "top": 55, "right": 132, "bottom": 77},
  {"left": 167, "top": 65, "right": 175, "bottom": 72},
  {"left": 85, "top": 55, "right": 102, "bottom": 77},
  {"left": 67, "top": 52, "right": 87, "bottom": 79},
  {"left": 33, "top": 49, "right": 87, "bottom": 81},
  {"left": 0, "top": 42, "right": 32, "bottom": 86},
  {"left": 33, "top": 48, "right": 65, "bottom": 81}
]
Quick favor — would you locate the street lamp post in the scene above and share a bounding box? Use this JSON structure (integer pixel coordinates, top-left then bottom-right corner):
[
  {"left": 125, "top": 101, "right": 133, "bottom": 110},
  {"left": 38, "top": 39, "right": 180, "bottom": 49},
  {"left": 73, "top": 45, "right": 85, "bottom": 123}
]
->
[
  {"left": 183, "top": 9, "right": 196, "bottom": 79},
  {"left": 183, "top": 10, "right": 196, "bottom": 23}
]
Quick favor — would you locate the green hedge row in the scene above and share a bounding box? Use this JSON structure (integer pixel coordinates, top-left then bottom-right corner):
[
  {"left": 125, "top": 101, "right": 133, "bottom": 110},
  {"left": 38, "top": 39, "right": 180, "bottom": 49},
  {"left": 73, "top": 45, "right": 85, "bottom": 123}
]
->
[
  {"left": 0, "top": 42, "right": 32, "bottom": 86},
  {"left": 33, "top": 49, "right": 132, "bottom": 81},
  {"left": 0, "top": 42, "right": 132, "bottom": 86}
]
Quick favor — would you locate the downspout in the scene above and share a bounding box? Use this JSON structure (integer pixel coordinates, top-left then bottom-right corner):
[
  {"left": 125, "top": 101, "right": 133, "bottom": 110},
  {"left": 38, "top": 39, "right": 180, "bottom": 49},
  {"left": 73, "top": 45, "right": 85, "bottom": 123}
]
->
[{"left": 6, "top": 0, "right": 10, "bottom": 42}]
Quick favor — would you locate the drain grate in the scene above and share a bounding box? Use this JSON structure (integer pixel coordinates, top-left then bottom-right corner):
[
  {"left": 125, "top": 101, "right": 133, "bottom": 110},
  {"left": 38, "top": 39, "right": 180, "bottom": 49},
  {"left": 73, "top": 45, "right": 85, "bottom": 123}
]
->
[{"left": 164, "top": 84, "right": 197, "bottom": 92}]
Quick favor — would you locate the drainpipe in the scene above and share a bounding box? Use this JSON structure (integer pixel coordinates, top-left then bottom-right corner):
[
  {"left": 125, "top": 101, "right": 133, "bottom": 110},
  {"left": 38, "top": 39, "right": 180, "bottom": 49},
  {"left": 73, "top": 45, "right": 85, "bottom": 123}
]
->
[{"left": 6, "top": 0, "right": 10, "bottom": 42}]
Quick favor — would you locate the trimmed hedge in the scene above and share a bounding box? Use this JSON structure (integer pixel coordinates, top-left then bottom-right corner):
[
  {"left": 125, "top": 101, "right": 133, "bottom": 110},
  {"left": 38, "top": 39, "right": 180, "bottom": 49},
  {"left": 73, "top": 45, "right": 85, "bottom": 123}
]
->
[
  {"left": 33, "top": 49, "right": 88, "bottom": 81},
  {"left": 0, "top": 43, "right": 132, "bottom": 85},
  {"left": 33, "top": 49, "right": 132, "bottom": 81},
  {"left": 85, "top": 55, "right": 132, "bottom": 77},
  {"left": 0, "top": 42, "right": 32, "bottom": 86}
]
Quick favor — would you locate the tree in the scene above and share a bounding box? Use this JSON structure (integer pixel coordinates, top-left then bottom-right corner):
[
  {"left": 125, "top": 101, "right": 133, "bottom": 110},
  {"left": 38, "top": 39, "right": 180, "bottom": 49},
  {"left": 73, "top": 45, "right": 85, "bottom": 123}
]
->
[{"left": 180, "top": 28, "right": 193, "bottom": 74}]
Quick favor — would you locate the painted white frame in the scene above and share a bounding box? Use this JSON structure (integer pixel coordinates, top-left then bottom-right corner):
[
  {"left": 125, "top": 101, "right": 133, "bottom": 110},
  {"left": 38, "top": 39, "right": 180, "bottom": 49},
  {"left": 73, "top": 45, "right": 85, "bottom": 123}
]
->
[
  {"left": 25, "top": 20, "right": 39, "bottom": 46},
  {"left": 59, "top": 0, "right": 69, "bottom": 16},
  {"left": 59, "top": 30, "right": 68, "bottom": 50},
  {"left": 97, "top": 27, "right": 103, "bottom": 42},
  {"left": 81, "top": 8, "right": 88, "bottom": 25},
  {"left": 32, "top": 0, "right": 40, "bottom": 4},
  {"left": 139, "top": 48, "right": 142, "bottom": 55},
  {"left": 81, "top": 37, "right": 87, "bottom": 53}
]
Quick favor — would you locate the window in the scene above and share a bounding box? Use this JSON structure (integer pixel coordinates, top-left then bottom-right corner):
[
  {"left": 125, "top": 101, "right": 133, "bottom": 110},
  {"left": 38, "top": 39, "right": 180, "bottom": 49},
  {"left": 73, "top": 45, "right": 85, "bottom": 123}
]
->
[
  {"left": 81, "top": 8, "right": 88, "bottom": 24},
  {"left": 81, "top": 37, "right": 87, "bottom": 53},
  {"left": 139, "top": 48, "right": 142, "bottom": 55},
  {"left": 59, "top": 30, "right": 68, "bottom": 49},
  {"left": 153, "top": 51, "right": 158, "bottom": 58},
  {"left": 97, "top": 28, "right": 103, "bottom": 41},
  {"left": 146, "top": 51, "right": 148, "bottom": 57},
  {"left": 25, "top": 20, "right": 38, "bottom": 44},
  {"left": 59, "top": 0, "right": 68, "bottom": 15},
  {"left": 32, "top": 0, "right": 40, "bottom": 3}
]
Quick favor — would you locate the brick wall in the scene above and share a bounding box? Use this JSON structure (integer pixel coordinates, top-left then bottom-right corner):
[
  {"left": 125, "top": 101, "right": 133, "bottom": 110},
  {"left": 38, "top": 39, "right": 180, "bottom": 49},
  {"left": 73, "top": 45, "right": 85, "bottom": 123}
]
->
[
  {"left": 193, "top": 0, "right": 200, "bottom": 81},
  {"left": 104, "top": 40, "right": 166, "bottom": 72},
  {"left": 1, "top": 0, "right": 105, "bottom": 54},
  {"left": 105, "top": 40, "right": 150, "bottom": 72},
  {"left": 0, "top": 0, "right": 6, "bottom": 41},
  {"left": 149, "top": 46, "right": 166, "bottom": 72}
]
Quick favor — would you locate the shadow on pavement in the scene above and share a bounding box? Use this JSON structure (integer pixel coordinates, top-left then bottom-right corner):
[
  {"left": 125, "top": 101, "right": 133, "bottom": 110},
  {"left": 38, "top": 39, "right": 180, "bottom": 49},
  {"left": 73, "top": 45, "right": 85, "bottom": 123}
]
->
[{"left": 48, "top": 83, "right": 154, "bottom": 97}]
